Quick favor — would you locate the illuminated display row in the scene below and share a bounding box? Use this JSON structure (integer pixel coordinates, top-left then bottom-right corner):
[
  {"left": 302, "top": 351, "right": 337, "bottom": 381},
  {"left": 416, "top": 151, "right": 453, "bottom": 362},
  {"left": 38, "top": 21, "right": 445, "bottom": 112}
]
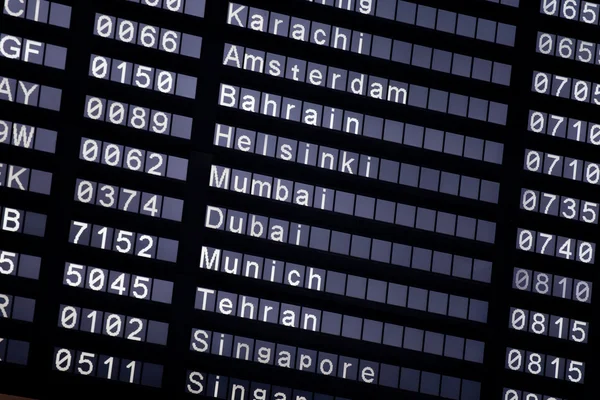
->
[
  {"left": 541, "top": 0, "right": 600, "bottom": 25},
  {"left": 0, "top": 206, "right": 46, "bottom": 237},
  {"left": 0, "top": 249, "right": 41, "bottom": 279},
  {"left": 79, "top": 137, "right": 189, "bottom": 181},
  {"left": 0, "top": 162, "right": 52, "bottom": 195},
  {"left": 520, "top": 188, "right": 598, "bottom": 224},
  {"left": 0, "top": 338, "right": 29, "bottom": 366},
  {"left": 0, "top": 75, "right": 61, "bottom": 110},
  {"left": 0, "top": 292, "right": 35, "bottom": 322},
  {"left": 508, "top": 307, "right": 588, "bottom": 343},
  {"left": 201, "top": 244, "right": 491, "bottom": 285},
  {"left": 225, "top": 27, "right": 513, "bottom": 87},
  {"left": 214, "top": 124, "right": 501, "bottom": 204},
  {"left": 88, "top": 54, "right": 197, "bottom": 99},
  {"left": 2, "top": 0, "right": 71, "bottom": 28},
  {"left": 0, "top": 34, "right": 67, "bottom": 69},
  {"left": 305, "top": 0, "right": 517, "bottom": 46},
  {"left": 512, "top": 267, "right": 592, "bottom": 303},
  {"left": 188, "top": 327, "right": 482, "bottom": 400},
  {"left": 227, "top": 3, "right": 371, "bottom": 55},
  {"left": 505, "top": 348, "right": 584, "bottom": 383},
  {"left": 74, "top": 178, "right": 184, "bottom": 222},
  {"left": 58, "top": 304, "right": 169, "bottom": 345},
  {"left": 528, "top": 110, "right": 600, "bottom": 148},
  {"left": 62, "top": 263, "right": 174, "bottom": 304},
  {"left": 220, "top": 85, "right": 507, "bottom": 146},
  {"left": 201, "top": 246, "right": 489, "bottom": 323},
  {"left": 536, "top": 31, "right": 600, "bottom": 66},
  {"left": 68, "top": 220, "right": 179, "bottom": 262},
  {"left": 84, "top": 96, "right": 193, "bottom": 140},
  {"left": 53, "top": 347, "right": 163, "bottom": 387},
  {"left": 0, "top": 119, "right": 57, "bottom": 153},
  {"left": 516, "top": 228, "right": 594, "bottom": 264},
  {"left": 125, "top": 0, "right": 206, "bottom": 18},
  {"left": 210, "top": 165, "right": 496, "bottom": 243},
  {"left": 194, "top": 286, "right": 485, "bottom": 364},
  {"left": 93, "top": 14, "right": 202, "bottom": 59},
  {"left": 222, "top": 43, "right": 510, "bottom": 109},
  {"left": 185, "top": 369, "right": 349, "bottom": 399}
]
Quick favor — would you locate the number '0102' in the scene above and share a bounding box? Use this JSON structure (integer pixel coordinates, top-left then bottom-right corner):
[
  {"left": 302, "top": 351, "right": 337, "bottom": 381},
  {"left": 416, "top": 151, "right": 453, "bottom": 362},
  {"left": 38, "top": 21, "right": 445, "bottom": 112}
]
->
[
  {"left": 57, "top": 304, "right": 167, "bottom": 346},
  {"left": 59, "top": 305, "right": 145, "bottom": 340}
]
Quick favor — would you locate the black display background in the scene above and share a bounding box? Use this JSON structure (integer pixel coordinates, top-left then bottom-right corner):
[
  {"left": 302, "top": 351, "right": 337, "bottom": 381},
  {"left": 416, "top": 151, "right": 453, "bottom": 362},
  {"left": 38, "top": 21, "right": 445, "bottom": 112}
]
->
[{"left": 0, "top": 0, "right": 596, "bottom": 399}]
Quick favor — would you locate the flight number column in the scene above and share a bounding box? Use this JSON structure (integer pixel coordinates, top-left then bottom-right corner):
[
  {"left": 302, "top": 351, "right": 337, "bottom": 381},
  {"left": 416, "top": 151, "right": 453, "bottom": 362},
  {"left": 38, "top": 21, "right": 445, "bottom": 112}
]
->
[
  {"left": 49, "top": 0, "right": 204, "bottom": 392},
  {"left": 503, "top": 1, "right": 597, "bottom": 399}
]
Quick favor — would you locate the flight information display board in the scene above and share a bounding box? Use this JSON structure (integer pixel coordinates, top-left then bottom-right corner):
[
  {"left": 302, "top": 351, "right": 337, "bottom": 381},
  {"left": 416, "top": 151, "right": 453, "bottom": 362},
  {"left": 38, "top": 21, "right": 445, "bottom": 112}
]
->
[{"left": 0, "top": 0, "right": 597, "bottom": 399}]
